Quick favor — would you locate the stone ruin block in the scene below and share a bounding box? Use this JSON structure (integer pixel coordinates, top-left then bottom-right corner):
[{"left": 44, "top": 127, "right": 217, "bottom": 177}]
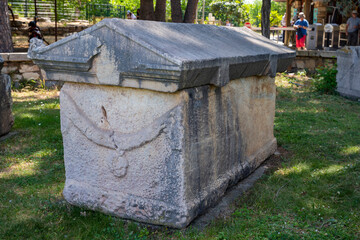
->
[
  {"left": 337, "top": 47, "right": 360, "bottom": 100},
  {"left": 29, "top": 19, "right": 295, "bottom": 228},
  {"left": 0, "top": 56, "right": 14, "bottom": 137}
]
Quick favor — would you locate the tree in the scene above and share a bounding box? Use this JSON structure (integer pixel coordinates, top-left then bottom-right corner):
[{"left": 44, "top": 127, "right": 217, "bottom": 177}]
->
[
  {"left": 155, "top": 0, "right": 167, "bottom": 21},
  {"left": 0, "top": 0, "right": 13, "bottom": 53},
  {"left": 261, "top": 0, "right": 270, "bottom": 38},
  {"left": 140, "top": 0, "right": 155, "bottom": 20},
  {"left": 210, "top": 0, "right": 249, "bottom": 26},
  {"left": 183, "top": 0, "right": 199, "bottom": 23},
  {"left": 171, "top": 0, "right": 183, "bottom": 22},
  {"left": 140, "top": 0, "right": 199, "bottom": 23}
]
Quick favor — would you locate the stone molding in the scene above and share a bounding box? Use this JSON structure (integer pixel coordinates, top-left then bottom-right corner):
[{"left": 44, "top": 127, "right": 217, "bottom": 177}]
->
[{"left": 29, "top": 19, "right": 295, "bottom": 93}]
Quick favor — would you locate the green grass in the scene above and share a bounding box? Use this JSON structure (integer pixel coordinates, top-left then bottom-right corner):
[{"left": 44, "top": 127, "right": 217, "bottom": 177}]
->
[{"left": 1, "top": 75, "right": 360, "bottom": 239}]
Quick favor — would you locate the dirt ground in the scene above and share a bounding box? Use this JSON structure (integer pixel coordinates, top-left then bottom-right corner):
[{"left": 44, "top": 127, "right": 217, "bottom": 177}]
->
[{"left": 11, "top": 17, "right": 92, "bottom": 49}]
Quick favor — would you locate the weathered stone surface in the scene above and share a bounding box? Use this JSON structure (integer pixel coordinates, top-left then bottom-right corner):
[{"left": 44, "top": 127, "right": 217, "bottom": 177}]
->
[
  {"left": 29, "top": 19, "right": 295, "bottom": 93},
  {"left": 28, "top": 20, "right": 295, "bottom": 228},
  {"left": 12, "top": 74, "right": 22, "bottom": 81},
  {"left": 1, "top": 66, "right": 18, "bottom": 74},
  {"left": 0, "top": 56, "right": 14, "bottom": 136},
  {"left": 337, "top": 47, "right": 360, "bottom": 100},
  {"left": 19, "top": 64, "right": 40, "bottom": 73},
  {"left": 61, "top": 76, "right": 277, "bottom": 228},
  {"left": 22, "top": 72, "right": 40, "bottom": 80},
  {"left": 8, "top": 53, "right": 29, "bottom": 62}
]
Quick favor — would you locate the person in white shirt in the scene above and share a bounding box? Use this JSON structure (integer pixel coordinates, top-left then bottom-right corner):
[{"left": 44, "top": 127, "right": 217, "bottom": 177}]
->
[{"left": 127, "top": 10, "right": 137, "bottom": 20}]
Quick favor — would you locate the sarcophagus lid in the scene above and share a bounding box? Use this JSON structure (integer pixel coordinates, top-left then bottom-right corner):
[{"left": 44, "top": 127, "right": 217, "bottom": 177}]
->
[{"left": 29, "top": 19, "right": 294, "bottom": 92}]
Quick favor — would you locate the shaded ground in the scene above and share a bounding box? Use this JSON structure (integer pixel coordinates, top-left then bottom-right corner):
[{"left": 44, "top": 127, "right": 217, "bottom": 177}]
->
[{"left": 0, "top": 74, "right": 360, "bottom": 239}]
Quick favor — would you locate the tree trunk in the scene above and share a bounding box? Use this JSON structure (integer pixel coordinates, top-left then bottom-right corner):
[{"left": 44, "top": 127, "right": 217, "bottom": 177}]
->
[
  {"left": 155, "top": 0, "right": 167, "bottom": 22},
  {"left": 140, "top": 0, "right": 155, "bottom": 20},
  {"left": 171, "top": 0, "right": 183, "bottom": 23},
  {"left": 261, "top": 0, "right": 271, "bottom": 39},
  {"left": 0, "top": 0, "right": 13, "bottom": 53},
  {"left": 183, "top": 0, "right": 198, "bottom": 23}
]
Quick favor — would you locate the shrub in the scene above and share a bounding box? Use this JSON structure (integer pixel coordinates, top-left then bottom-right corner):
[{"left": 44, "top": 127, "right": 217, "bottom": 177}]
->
[{"left": 313, "top": 64, "right": 338, "bottom": 94}]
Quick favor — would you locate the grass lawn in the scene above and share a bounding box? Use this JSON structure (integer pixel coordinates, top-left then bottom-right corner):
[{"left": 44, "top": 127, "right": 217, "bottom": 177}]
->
[{"left": 1, "top": 75, "right": 359, "bottom": 239}]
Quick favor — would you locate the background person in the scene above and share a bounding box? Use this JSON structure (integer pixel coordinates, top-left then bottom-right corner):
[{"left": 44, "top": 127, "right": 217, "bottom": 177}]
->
[
  {"left": 28, "top": 21, "right": 44, "bottom": 42},
  {"left": 346, "top": 10, "right": 360, "bottom": 46},
  {"left": 294, "top": 12, "right": 309, "bottom": 50},
  {"left": 281, "top": 13, "right": 286, "bottom": 43},
  {"left": 127, "top": 10, "right": 136, "bottom": 20}
]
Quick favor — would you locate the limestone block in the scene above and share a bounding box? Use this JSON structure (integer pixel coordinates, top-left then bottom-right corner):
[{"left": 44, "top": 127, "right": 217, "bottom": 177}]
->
[
  {"left": 19, "top": 64, "right": 40, "bottom": 73},
  {"left": 61, "top": 75, "right": 277, "bottom": 228},
  {"left": 8, "top": 53, "right": 30, "bottom": 62},
  {"left": 337, "top": 47, "right": 360, "bottom": 99},
  {"left": 297, "top": 60, "right": 305, "bottom": 69},
  {"left": 28, "top": 19, "right": 295, "bottom": 228},
  {"left": 0, "top": 54, "right": 10, "bottom": 62},
  {"left": 22, "top": 72, "right": 40, "bottom": 80},
  {"left": 12, "top": 74, "right": 23, "bottom": 81},
  {"left": 1, "top": 66, "right": 18, "bottom": 74},
  {"left": 305, "top": 59, "right": 316, "bottom": 70},
  {"left": 40, "top": 69, "right": 47, "bottom": 80},
  {"left": 0, "top": 57, "right": 14, "bottom": 136}
]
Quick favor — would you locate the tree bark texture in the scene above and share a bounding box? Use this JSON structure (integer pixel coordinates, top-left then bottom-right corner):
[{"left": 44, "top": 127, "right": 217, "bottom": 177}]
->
[
  {"left": 0, "top": 0, "right": 14, "bottom": 53},
  {"left": 140, "top": 0, "right": 155, "bottom": 20},
  {"left": 261, "top": 0, "right": 271, "bottom": 39},
  {"left": 155, "top": 0, "right": 167, "bottom": 21},
  {"left": 171, "top": 0, "right": 183, "bottom": 23},
  {"left": 183, "top": 0, "right": 199, "bottom": 23}
]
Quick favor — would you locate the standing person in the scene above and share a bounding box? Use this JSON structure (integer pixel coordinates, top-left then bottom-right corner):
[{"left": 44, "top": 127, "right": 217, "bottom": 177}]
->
[
  {"left": 346, "top": 10, "right": 360, "bottom": 46},
  {"left": 225, "top": 20, "right": 231, "bottom": 26},
  {"left": 136, "top": 9, "right": 140, "bottom": 19},
  {"left": 281, "top": 13, "right": 286, "bottom": 43},
  {"left": 292, "top": 12, "right": 299, "bottom": 25},
  {"left": 294, "top": 12, "right": 309, "bottom": 50}
]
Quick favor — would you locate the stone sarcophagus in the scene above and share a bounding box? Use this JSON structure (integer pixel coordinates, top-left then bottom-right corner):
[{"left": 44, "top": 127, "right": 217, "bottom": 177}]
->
[
  {"left": 29, "top": 19, "right": 295, "bottom": 228},
  {"left": 337, "top": 47, "right": 360, "bottom": 100},
  {"left": 0, "top": 56, "right": 14, "bottom": 137}
]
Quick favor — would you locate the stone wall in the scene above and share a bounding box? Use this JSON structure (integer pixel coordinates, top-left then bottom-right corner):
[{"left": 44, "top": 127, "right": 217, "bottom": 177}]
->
[
  {"left": 291, "top": 50, "right": 337, "bottom": 72},
  {"left": 0, "top": 53, "right": 44, "bottom": 87}
]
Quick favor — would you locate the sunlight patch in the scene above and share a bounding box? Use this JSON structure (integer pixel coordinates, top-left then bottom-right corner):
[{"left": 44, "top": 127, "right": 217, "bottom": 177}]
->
[
  {"left": 340, "top": 146, "right": 360, "bottom": 156},
  {"left": 310, "top": 165, "right": 344, "bottom": 177},
  {"left": 0, "top": 161, "right": 37, "bottom": 178},
  {"left": 275, "top": 163, "right": 310, "bottom": 176}
]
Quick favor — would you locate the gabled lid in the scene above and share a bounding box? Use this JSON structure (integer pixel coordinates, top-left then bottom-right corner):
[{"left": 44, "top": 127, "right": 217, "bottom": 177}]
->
[{"left": 29, "top": 19, "right": 295, "bottom": 92}]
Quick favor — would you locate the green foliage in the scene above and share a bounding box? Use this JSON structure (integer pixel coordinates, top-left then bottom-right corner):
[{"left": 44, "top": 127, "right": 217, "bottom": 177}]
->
[
  {"left": 111, "top": 0, "right": 139, "bottom": 13},
  {"left": 270, "top": 10, "right": 283, "bottom": 26},
  {"left": 337, "top": 0, "right": 360, "bottom": 16},
  {"left": 12, "top": 78, "right": 45, "bottom": 91},
  {"left": 313, "top": 64, "right": 338, "bottom": 94},
  {"left": 210, "top": 0, "right": 249, "bottom": 26},
  {"left": 246, "top": 0, "right": 285, "bottom": 27}
]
